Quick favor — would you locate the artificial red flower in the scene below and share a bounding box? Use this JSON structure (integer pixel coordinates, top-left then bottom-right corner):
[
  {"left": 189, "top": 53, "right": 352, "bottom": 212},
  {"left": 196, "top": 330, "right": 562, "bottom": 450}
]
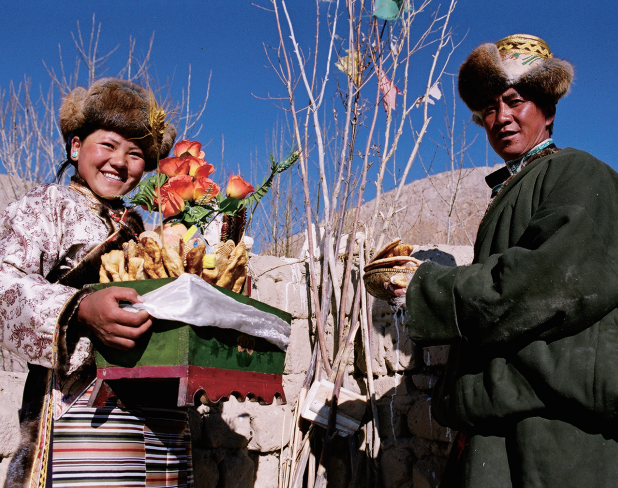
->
[
  {"left": 165, "top": 175, "right": 195, "bottom": 201},
  {"left": 156, "top": 187, "right": 185, "bottom": 218},
  {"left": 193, "top": 162, "right": 215, "bottom": 178},
  {"left": 159, "top": 156, "right": 190, "bottom": 177},
  {"left": 174, "top": 140, "right": 205, "bottom": 159},
  {"left": 226, "top": 175, "right": 254, "bottom": 199},
  {"left": 193, "top": 177, "right": 220, "bottom": 202},
  {"left": 186, "top": 156, "right": 215, "bottom": 178}
]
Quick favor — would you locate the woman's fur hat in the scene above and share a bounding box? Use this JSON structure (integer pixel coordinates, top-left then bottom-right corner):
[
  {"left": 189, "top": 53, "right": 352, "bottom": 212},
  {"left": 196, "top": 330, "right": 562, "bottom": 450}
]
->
[
  {"left": 458, "top": 34, "right": 574, "bottom": 124},
  {"left": 59, "top": 78, "right": 176, "bottom": 171}
]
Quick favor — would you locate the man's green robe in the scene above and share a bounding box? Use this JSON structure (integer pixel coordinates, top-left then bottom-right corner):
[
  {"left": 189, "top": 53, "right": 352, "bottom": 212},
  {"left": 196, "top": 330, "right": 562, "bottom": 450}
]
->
[{"left": 406, "top": 148, "right": 618, "bottom": 487}]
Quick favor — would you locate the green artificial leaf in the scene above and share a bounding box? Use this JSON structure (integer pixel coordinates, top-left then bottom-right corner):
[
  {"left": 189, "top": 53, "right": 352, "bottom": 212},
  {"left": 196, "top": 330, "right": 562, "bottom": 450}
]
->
[
  {"left": 218, "top": 196, "right": 242, "bottom": 214},
  {"left": 130, "top": 173, "right": 168, "bottom": 210},
  {"left": 239, "top": 150, "right": 300, "bottom": 210}
]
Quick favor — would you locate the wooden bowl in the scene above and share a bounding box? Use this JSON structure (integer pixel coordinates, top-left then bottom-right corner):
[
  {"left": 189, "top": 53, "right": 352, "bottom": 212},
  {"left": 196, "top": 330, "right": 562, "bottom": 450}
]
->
[{"left": 363, "top": 267, "right": 417, "bottom": 302}]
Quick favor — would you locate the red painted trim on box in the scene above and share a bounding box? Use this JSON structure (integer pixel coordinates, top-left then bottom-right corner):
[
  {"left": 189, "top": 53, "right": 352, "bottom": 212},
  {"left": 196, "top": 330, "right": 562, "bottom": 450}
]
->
[
  {"left": 95, "top": 365, "right": 286, "bottom": 406},
  {"left": 97, "top": 365, "right": 188, "bottom": 380},
  {"left": 187, "top": 365, "right": 286, "bottom": 405}
]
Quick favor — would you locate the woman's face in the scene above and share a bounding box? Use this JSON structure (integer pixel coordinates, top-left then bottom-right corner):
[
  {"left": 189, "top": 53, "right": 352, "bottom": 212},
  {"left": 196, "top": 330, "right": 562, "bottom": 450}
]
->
[{"left": 71, "top": 129, "right": 145, "bottom": 198}]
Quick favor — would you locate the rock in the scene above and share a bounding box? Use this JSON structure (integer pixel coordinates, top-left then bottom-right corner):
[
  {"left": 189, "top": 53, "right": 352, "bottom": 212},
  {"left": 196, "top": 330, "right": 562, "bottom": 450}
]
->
[
  {"left": 0, "top": 412, "right": 20, "bottom": 458},
  {"left": 423, "top": 346, "right": 450, "bottom": 367},
  {"left": 253, "top": 453, "right": 280, "bottom": 488},
  {"left": 282, "top": 374, "right": 306, "bottom": 406},
  {"left": 191, "top": 448, "right": 220, "bottom": 488},
  {"left": 249, "top": 255, "right": 309, "bottom": 319},
  {"left": 247, "top": 404, "right": 291, "bottom": 453},
  {"left": 411, "top": 374, "right": 439, "bottom": 391},
  {"left": 413, "top": 457, "right": 448, "bottom": 488},
  {"left": 383, "top": 316, "right": 418, "bottom": 372},
  {"left": 379, "top": 447, "right": 414, "bottom": 488},
  {"left": 0, "top": 346, "right": 27, "bottom": 373},
  {"left": 373, "top": 373, "right": 409, "bottom": 401},
  {"left": 218, "top": 449, "right": 255, "bottom": 488},
  {"left": 283, "top": 319, "right": 312, "bottom": 375},
  {"left": 356, "top": 304, "right": 389, "bottom": 376},
  {"left": 0, "top": 372, "right": 27, "bottom": 458},
  {"left": 201, "top": 397, "right": 252, "bottom": 449},
  {"left": 377, "top": 402, "right": 408, "bottom": 443},
  {"left": 406, "top": 395, "right": 451, "bottom": 442}
]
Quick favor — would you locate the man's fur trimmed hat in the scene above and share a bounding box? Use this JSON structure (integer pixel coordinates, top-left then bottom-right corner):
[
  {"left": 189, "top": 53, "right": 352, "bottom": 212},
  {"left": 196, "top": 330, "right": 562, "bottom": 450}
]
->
[
  {"left": 59, "top": 78, "right": 176, "bottom": 171},
  {"left": 458, "top": 34, "right": 574, "bottom": 123}
]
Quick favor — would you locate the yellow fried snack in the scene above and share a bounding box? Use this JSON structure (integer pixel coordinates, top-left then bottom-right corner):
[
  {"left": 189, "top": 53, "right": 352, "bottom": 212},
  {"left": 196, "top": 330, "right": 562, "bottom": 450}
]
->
[
  {"left": 128, "top": 257, "right": 146, "bottom": 280},
  {"left": 217, "top": 241, "right": 247, "bottom": 290},
  {"left": 139, "top": 231, "right": 162, "bottom": 248},
  {"left": 101, "top": 250, "right": 129, "bottom": 282},
  {"left": 127, "top": 240, "right": 138, "bottom": 260},
  {"left": 186, "top": 241, "right": 206, "bottom": 275},
  {"left": 162, "top": 244, "right": 184, "bottom": 277},
  {"left": 214, "top": 239, "right": 235, "bottom": 278},
  {"left": 99, "top": 265, "right": 111, "bottom": 283},
  {"left": 201, "top": 267, "right": 219, "bottom": 284},
  {"left": 203, "top": 254, "right": 217, "bottom": 269},
  {"left": 390, "top": 243, "right": 414, "bottom": 257},
  {"left": 140, "top": 237, "right": 168, "bottom": 279},
  {"left": 231, "top": 266, "right": 247, "bottom": 294}
]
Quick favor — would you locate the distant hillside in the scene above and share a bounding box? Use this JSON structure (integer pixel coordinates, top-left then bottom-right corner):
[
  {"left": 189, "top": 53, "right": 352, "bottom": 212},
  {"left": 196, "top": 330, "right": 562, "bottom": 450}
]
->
[{"left": 349, "top": 165, "right": 497, "bottom": 247}]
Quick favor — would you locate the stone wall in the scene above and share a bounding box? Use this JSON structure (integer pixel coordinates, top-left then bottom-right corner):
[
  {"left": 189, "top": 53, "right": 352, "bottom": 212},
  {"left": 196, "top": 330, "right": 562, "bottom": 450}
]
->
[{"left": 0, "top": 245, "right": 473, "bottom": 487}]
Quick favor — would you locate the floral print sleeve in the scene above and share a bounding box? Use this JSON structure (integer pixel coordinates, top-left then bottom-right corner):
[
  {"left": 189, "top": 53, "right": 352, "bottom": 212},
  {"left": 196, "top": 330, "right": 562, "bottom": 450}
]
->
[{"left": 0, "top": 184, "right": 109, "bottom": 368}]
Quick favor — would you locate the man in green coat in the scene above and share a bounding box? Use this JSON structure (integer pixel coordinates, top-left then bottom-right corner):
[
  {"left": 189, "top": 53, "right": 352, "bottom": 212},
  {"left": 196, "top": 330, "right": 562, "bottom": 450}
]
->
[{"left": 405, "top": 34, "right": 618, "bottom": 487}]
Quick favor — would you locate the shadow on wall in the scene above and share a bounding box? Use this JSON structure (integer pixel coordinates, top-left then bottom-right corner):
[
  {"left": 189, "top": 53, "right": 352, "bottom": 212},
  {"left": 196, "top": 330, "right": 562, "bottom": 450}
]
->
[{"left": 189, "top": 398, "right": 264, "bottom": 488}]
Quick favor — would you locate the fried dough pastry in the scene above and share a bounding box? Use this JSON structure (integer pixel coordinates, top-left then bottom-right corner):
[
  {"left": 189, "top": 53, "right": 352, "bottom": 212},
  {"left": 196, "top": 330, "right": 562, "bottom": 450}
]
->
[
  {"left": 128, "top": 257, "right": 146, "bottom": 280},
  {"left": 217, "top": 241, "right": 247, "bottom": 290},
  {"left": 186, "top": 241, "right": 206, "bottom": 275},
  {"left": 214, "top": 239, "right": 235, "bottom": 277},
  {"left": 139, "top": 231, "right": 162, "bottom": 248},
  {"left": 162, "top": 244, "right": 184, "bottom": 277},
  {"left": 101, "top": 250, "right": 129, "bottom": 282},
  {"left": 390, "top": 243, "right": 414, "bottom": 258},
  {"left": 201, "top": 267, "right": 219, "bottom": 284},
  {"left": 99, "top": 265, "right": 111, "bottom": 283},
  {"left": 140, "top": 237, "right": 168, "bottom": 279},
  {"left": 124, "top": 240, "right": 138, "bottom": 260}
]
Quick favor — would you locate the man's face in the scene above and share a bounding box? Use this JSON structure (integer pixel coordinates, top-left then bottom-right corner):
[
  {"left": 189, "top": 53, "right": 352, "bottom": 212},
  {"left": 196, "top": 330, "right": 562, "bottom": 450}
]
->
[{"left": 481, "top": 87, "right": 555, "bottom": 161}]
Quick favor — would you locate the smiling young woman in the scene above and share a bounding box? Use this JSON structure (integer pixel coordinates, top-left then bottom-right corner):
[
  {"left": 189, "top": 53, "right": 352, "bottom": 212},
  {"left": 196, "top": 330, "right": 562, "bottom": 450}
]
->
[
  {"left": 0, "top": 78, "right": 198, "bottom": 488},
  {"left": 71, "top": 129, "right": 147, "bottom": 198}
]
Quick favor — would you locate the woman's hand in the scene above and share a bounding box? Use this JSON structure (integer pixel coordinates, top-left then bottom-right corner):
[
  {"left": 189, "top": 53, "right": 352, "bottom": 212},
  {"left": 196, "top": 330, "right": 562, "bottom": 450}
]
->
[{"left": 77, "top": 287, "right": 153, "bottom": 350}]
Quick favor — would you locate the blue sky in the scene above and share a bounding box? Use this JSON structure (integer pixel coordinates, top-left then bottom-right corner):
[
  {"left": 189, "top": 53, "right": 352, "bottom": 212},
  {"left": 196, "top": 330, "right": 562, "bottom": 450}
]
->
[{"left": 1, "top": 0, "right": 616, "bottom": 189}]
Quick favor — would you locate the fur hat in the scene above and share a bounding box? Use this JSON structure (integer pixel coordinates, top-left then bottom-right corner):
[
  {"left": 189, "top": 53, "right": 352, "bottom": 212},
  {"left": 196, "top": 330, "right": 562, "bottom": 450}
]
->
[
  {"left": 59, "top": 78, "right": 176, "bottom": 171},
  {"left": 458, "top": 34, "right": 574, "bottom": 124}
]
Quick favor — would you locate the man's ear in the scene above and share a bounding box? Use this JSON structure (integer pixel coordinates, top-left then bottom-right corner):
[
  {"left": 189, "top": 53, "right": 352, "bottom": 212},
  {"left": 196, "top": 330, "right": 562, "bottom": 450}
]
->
[{"left": 544, "top": 104, "right": 556, "bottom": 128}]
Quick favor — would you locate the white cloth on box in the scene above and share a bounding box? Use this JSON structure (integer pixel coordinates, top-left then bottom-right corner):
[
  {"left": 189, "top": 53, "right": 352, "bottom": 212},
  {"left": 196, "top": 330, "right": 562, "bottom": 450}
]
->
[{"left": 125, "top": 273, "right": 290, "bottom": 351}]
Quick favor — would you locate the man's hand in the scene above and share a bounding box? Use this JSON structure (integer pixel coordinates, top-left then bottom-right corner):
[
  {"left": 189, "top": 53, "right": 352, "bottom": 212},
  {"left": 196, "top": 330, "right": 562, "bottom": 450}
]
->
[
  {"left": 77, "top": 287, "right": 153, "bottom": 350},
  {"left": 385, "top": 281, "right": 407, "bottom": 297}
]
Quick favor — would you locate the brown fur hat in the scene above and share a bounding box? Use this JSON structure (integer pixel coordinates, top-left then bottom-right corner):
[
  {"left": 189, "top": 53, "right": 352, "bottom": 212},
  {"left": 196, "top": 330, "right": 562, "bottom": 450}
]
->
[
  {"left": 458, "top": 34, "right": 574, "bottom": 124},
  {"left": 59, "top": 78, "right": 176, "bottom": 171}
]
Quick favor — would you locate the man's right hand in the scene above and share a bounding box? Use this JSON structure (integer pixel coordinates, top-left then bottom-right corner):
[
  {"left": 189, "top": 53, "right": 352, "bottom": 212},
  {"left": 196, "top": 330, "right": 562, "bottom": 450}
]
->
[{"left": 77, "top": 287, "right": 153, "bottom": 350}]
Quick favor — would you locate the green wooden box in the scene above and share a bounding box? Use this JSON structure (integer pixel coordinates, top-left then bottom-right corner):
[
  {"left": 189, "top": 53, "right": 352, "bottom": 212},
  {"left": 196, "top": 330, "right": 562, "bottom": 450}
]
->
[{"left": 89, "top": 278, "right": 290, "bottom": 407}]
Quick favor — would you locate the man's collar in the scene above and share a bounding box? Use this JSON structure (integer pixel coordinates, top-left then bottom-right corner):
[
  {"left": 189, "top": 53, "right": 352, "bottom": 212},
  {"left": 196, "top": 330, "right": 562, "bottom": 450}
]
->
[
  {"left": 484, "top": 139, "right": 556, "bottom": 198},
  {"left": 504, "top": 139, "right": 555, "bottom": 175}
]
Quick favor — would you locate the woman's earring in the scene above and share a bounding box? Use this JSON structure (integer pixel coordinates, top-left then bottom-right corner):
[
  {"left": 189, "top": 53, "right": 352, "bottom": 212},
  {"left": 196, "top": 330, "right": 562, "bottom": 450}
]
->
[{"left": 71, "top": 151, "right": 78, "bottom": 159}]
